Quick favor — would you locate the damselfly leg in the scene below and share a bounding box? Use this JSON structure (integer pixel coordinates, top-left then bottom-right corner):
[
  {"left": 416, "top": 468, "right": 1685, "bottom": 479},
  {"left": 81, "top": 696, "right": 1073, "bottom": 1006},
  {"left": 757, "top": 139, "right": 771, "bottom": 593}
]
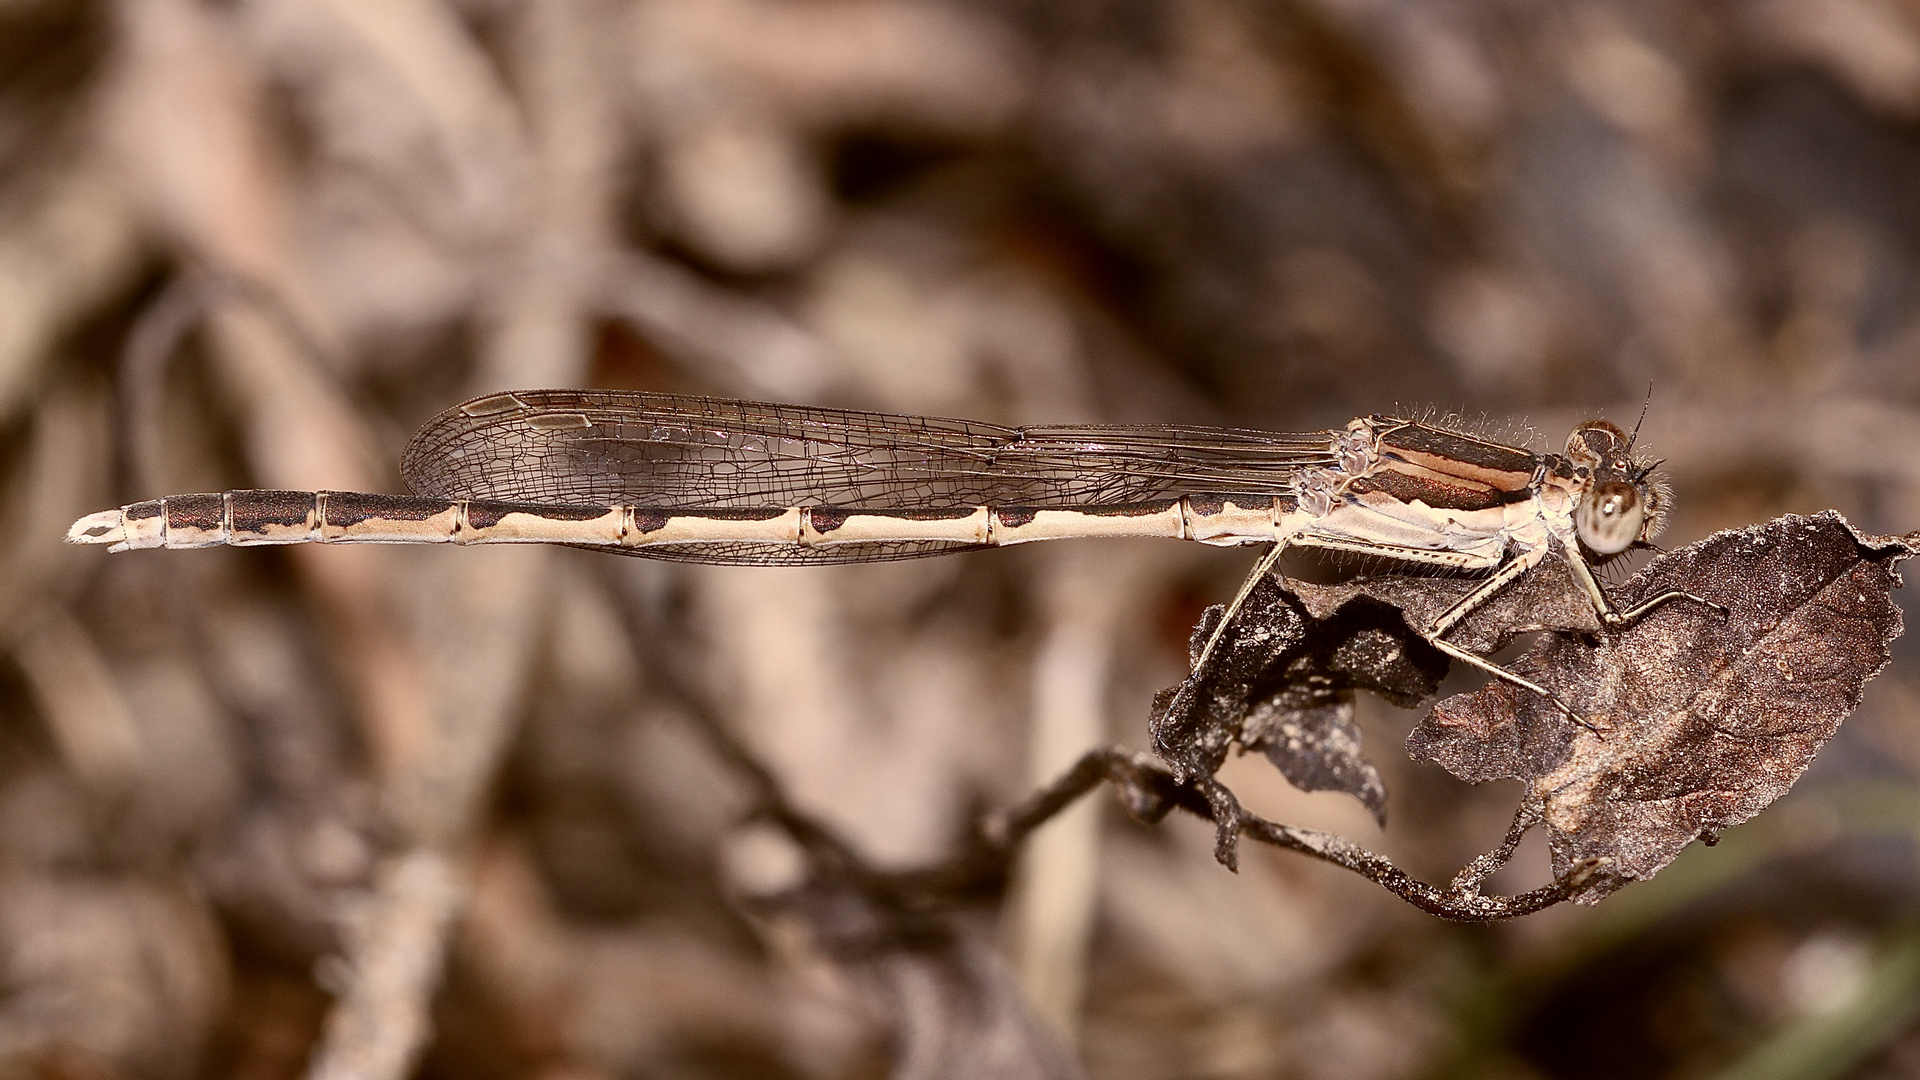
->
[
  {"left": 1192, "top": 540, "right": 1290, "bottom": 673},
  {"left": 1562, "top": 549, "right": 1725, "bottom": 626},
  {"left": 1192, "top": 538, "right": 1597, "bottom": 729},
  {"left": 1192, "top": 527, "right": 1721, "bottom": 733}
]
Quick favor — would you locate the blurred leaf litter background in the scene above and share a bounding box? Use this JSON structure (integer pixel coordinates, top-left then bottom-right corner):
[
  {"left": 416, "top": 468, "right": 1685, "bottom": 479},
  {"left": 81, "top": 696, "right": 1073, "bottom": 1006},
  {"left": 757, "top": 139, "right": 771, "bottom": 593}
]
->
[{"left": 6, "top": 0, "right": 1920, "bottom": 1077}]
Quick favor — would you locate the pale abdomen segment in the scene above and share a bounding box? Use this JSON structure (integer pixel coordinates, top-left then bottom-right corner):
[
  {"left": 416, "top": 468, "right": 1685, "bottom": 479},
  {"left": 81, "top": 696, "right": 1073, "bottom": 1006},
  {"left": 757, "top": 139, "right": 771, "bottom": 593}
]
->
[{"left": 66, "top": 489, "right": 1288, "bottom": 564}]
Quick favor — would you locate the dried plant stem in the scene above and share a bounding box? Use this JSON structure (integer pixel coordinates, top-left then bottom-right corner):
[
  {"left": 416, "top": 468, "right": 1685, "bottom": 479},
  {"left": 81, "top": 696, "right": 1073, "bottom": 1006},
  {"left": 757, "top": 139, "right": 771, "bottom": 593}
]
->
[
  {"left": 705, "top": 729, "right": 1595, "bottom": 923},
  {"left": 305, "top": 850, "right": 465, "bottom": 1080},
  {"left": 962, "top": 749, "right": 1592, "bottom": 923},
  {"left": 1448, "top": 800, "right": 1546, "bottom": 895}
]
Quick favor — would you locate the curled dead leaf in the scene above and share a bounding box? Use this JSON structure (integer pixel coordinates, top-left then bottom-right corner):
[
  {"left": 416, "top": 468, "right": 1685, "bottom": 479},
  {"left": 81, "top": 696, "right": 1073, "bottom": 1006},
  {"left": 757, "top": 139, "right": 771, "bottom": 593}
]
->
[{"left": 1148, "top": 577, "right": 1446, "bottom": 826}]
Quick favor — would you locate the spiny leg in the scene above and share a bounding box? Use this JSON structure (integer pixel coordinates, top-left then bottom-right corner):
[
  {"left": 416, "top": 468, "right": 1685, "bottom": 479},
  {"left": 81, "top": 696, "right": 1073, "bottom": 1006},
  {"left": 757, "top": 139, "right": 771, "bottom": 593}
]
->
[
  {"left": 1429, "top": 545, "right": 1722, "bottom": 731},
  {"left": 1421, "top": 539, "right": 1731, "bottom": 731},
  {"left": 1414, "top": 543, "right": 1600, "bottom": 731},
  {"left": 1564, "top": 544, "right": 1725, "bottom": 627},
  {"left": 1425, "top": 637, "right": 1598, "bottom": 732},
  {"left": 1192, "top": 540, "right": 1289, "bottom": 675},
  {"left": 1196, "top": 535, "right": 1606, "bottom": 730},
  {"left": 1424, "top": 541, "right": 1547, "bottom": 639},
  {"left": 1604, "top": 586, "right": 1726, "bottom": 626}
]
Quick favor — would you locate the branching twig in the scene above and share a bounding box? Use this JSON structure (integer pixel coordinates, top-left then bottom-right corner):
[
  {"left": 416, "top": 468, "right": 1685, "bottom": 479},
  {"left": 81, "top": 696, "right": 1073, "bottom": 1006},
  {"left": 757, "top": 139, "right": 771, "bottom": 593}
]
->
[
  {"left": 599, "top": 561, "right": 1593, "bottom": 940},
  {"left": 891, "top": 748, "right": 1597, "bottom": 923},
  {"left": 1448, "top": 799, "right": 1545, "bottom": 895}
]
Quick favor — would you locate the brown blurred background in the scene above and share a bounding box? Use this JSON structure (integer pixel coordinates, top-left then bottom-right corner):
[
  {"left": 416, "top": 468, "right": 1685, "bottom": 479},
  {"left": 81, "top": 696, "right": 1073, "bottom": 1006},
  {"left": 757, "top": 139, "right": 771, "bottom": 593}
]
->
[{"left": 6, "top": 0, "right": 1920, "bottom": 1077}]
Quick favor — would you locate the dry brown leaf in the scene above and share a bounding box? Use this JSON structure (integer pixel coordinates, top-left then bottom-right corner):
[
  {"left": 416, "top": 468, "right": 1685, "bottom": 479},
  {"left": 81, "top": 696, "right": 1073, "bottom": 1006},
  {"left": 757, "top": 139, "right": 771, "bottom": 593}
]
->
[{"left": 1410, "top": 512, "right": 1917, "bottom": 901}]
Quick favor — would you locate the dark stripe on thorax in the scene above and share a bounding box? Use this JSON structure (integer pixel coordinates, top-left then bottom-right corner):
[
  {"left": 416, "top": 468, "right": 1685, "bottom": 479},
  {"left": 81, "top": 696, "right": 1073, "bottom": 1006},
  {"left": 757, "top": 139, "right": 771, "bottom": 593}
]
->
[{"left": 1361, "top": 421, "right": 1542, "bottom": 511}]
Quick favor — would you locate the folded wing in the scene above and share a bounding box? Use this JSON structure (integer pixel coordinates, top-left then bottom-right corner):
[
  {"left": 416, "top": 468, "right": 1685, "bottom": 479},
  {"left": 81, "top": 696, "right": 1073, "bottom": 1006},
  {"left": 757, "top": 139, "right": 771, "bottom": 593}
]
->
[{"left": 402, "top": 389, "right": 1337, "bottom": 511}]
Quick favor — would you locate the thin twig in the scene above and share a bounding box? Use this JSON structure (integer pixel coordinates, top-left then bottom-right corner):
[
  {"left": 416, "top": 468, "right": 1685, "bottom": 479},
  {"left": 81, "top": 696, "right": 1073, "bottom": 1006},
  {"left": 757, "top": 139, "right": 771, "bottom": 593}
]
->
[
  {"left": 911, "top": 748, "right": 1595, "bottom": 923},
  {"left": 598, "top": 559, "right": 1588, "bottom": 927},
  {"left": 1448, "top": 798, "right": 1544, "bottom": 896}
]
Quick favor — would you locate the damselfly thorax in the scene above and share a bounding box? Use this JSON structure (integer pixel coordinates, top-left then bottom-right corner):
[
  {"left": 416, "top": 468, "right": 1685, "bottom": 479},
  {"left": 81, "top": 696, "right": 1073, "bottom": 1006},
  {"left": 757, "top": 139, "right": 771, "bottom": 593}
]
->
[{"left": 67, "top": 390, "right": 1704, "bottom": 708}]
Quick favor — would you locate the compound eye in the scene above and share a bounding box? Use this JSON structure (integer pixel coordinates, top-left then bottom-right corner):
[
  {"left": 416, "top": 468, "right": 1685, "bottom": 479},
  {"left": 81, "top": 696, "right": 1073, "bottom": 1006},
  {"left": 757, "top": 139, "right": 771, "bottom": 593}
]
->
[
  {"left": 1576, "top": 481, "right": 1644, "bottom": 556},
  {"left": 1566, "top": 420, "right": 1628, "bottom": 469}
]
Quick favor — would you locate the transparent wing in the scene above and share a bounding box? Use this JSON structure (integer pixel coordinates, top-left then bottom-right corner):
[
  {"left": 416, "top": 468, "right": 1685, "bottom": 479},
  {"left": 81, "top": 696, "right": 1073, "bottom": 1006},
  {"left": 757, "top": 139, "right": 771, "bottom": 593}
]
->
[{"left": 402, "top": 389, "right": 1337, "bottom": 510}]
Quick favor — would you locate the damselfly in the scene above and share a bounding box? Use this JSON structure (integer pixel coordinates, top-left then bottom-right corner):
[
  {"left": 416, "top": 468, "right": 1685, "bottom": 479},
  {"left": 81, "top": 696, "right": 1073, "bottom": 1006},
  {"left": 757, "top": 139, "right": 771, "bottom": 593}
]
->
[{"left": 66, "top": 389, "right": 1712, "bottom": 706}]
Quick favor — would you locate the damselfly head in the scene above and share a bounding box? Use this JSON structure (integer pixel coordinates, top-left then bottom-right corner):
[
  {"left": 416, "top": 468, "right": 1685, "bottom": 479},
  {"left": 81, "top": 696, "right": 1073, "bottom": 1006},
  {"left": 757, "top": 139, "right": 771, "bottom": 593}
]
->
[{"left": 1568, "top": 419, "right": 1669, "bottom": 557}]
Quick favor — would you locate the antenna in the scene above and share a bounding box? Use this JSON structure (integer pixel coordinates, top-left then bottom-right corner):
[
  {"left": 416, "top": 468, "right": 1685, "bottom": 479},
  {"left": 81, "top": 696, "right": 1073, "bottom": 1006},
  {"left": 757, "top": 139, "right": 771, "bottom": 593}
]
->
[{"left": 1627, "top": 383, "right": 1653, "bottom": 453}]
